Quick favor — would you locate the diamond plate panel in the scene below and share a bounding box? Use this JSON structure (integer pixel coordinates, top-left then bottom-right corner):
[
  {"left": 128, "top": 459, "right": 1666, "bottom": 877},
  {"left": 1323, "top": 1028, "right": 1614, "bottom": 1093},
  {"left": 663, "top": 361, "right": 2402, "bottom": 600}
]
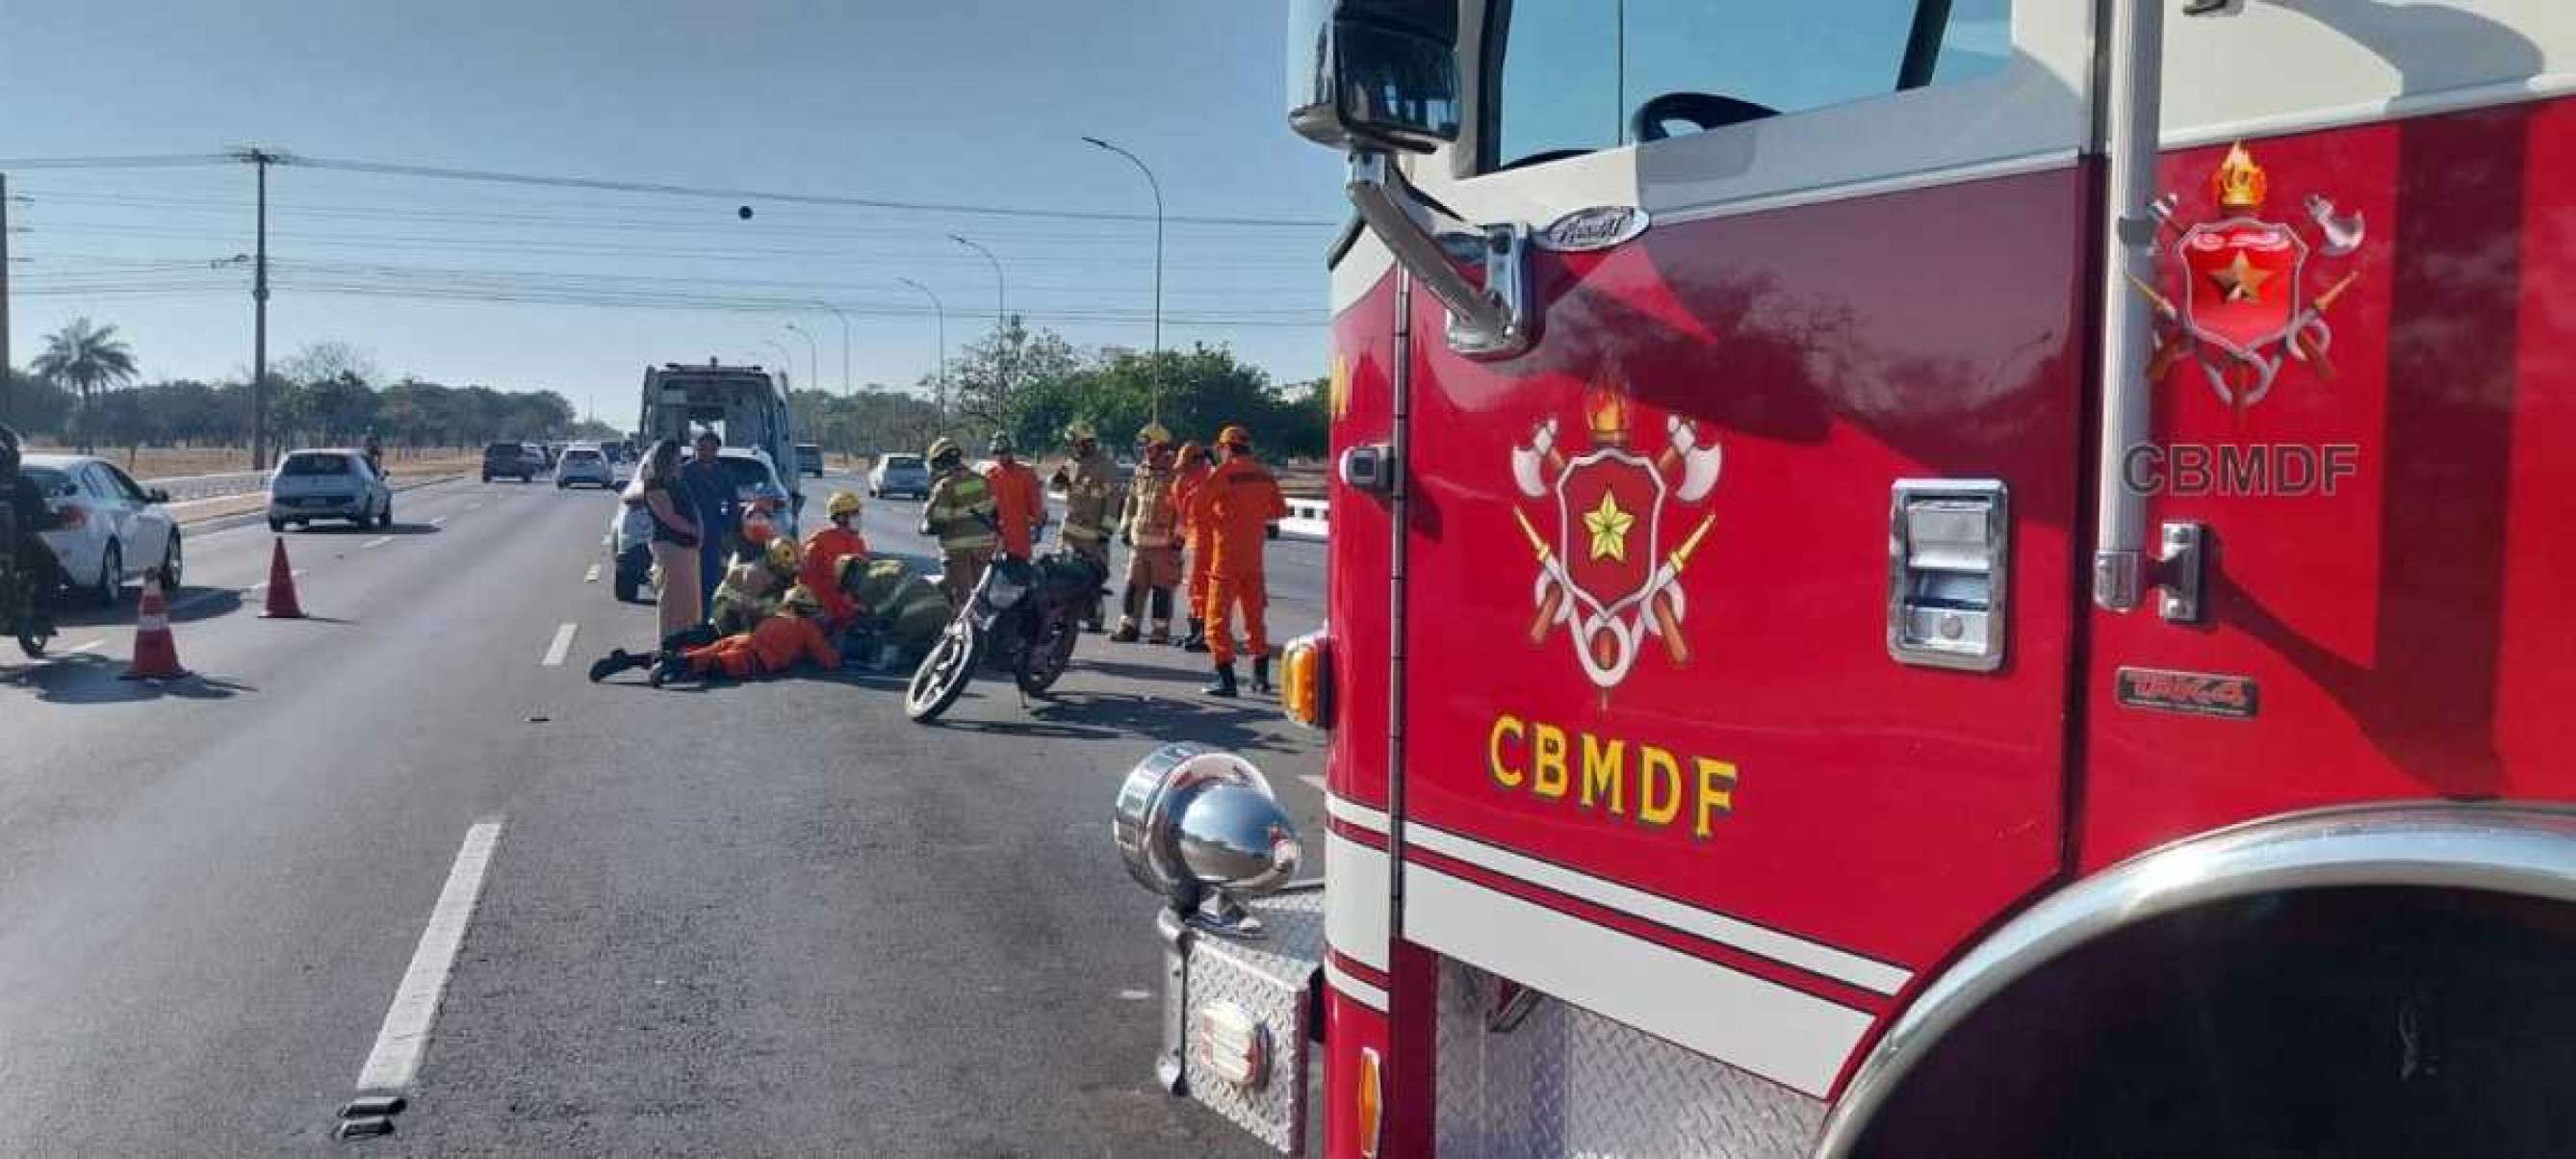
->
[
  {"left": 1434, "top": 959, "right": 1826, "bottom": 1157},
  {"left": 1176, "top": 887, "right": 1324, "bottom": 1154}
]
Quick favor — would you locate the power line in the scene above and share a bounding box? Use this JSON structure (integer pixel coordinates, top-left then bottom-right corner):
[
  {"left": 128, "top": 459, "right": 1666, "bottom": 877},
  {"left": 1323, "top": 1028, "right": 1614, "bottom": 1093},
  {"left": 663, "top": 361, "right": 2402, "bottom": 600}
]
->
[{"left": 0, "top": 154, "right": 237, "bottom": 169}]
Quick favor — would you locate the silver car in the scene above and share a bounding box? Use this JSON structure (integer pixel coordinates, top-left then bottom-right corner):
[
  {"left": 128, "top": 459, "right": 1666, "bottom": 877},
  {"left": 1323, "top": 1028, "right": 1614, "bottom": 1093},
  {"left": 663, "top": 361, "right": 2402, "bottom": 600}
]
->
[
  {"left": 22, "top": 453, "right": 182, "bottom": 605},
  {"left": 867, "top": 452, "right": 930, "bottom": 500},
  {"left": 554, "top": 444, "right": 614, "bottom": 489},
  {"left": 268, "top": 449, "right": 394, "bottom": 531}
]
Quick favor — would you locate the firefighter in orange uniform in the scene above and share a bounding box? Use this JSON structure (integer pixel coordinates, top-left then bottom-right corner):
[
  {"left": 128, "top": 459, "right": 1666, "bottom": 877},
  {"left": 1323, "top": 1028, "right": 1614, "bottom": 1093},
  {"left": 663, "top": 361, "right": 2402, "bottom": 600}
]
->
[
  {"left": 1199, "top": 425, "right": 1288, "bottom": 698},
  {"left": 668, "top": 585, "right": 840, "bottom": 685},
  {"left": 1172, "top": 441, "right": 1215, "bottom": 652},
  {"left": 983, "top": 432, "right": 1046, "bottom": 560},
  {"left": 799, "top": 490, "right": 870, "bottom": 629}
]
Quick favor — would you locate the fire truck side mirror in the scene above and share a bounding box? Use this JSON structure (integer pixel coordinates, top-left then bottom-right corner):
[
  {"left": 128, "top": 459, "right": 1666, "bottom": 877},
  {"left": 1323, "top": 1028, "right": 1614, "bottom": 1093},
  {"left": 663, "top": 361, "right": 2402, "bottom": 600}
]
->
[{"left": 1286, "top": 0, "right": 1460, "bottom": 153}]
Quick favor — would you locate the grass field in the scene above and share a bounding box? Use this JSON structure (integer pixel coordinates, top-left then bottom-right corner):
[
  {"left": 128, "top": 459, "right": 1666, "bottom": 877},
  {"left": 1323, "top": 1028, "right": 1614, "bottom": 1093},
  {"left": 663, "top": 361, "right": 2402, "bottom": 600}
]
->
[{"left": 26, "top": 445, "right": 480, "bottom": 479}]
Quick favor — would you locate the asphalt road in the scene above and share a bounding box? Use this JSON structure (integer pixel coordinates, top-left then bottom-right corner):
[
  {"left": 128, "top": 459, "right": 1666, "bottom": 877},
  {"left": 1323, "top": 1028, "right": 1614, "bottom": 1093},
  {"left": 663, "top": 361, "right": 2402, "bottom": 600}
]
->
[{"left": 0, "top": 470, "right": 1325, "bottom": 1155}]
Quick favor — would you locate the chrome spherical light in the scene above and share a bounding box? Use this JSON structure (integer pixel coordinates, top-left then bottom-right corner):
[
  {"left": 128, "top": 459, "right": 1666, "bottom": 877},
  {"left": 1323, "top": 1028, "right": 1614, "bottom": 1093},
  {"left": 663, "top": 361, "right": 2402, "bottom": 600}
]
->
[{"left": 1114, "top": 743, "right": 1301, "bottom": 909}]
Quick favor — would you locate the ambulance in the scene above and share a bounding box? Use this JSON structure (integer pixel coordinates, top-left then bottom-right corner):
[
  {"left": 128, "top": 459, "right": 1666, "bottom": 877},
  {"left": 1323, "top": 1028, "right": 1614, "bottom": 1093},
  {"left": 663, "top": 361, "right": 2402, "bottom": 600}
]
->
[{"left": 1109, "top": 1, "right": 2576, "bottom": 1154}]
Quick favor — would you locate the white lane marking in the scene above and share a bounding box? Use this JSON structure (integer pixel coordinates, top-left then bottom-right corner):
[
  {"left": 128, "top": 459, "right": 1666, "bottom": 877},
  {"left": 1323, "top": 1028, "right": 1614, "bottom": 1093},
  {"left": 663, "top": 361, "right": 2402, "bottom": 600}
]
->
[
  {"left": 582, "top": 563, "right": 601, "bottom": 584},
  {"left": 361, "top": 535, "right": 394, "bottom": 550},
  {"left": 540, "top": 623, "right": 579, "bottom": 667},
  {"left": 66, "top": 639, "right": 105, "bottom": 654},
  {"left": 242, "top": 568, "right": 309, "bottom": 595},
  {"left": 355, "top": 820, "right": 503, "bottom": 1093},
  {"left": 428, "top": 516, "right": 448, "bottom": 528},
  {"left": 1299, "top": 773, "right": 1327, "bottom": 792},
  {"left": 464, "top": 502, "right": 482, "bottom": 511}
]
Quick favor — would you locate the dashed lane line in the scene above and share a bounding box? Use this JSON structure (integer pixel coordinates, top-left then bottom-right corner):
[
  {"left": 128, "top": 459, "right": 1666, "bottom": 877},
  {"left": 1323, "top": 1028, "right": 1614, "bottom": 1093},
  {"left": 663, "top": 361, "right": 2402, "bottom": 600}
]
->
[
  {"left": 360, "top": 535, "right": 394, "bottom": 550},
  {"left": 1300, "top": 773, "right": 1327, "bottom": 792},
  {"left": 540, "top": 622, "right": 579, "bottom": 667},
  {"left": 66, "top": 639, "right": 104, "bottom": 654},
  {"left": 582, "top": 563, "right": 601, "bottom": 584},
  {"left": 353, "top": 819, "right": 503, "bottom": 1094},
  {"left": 428, "top": 516, "right": 448, "bottom": 528}
]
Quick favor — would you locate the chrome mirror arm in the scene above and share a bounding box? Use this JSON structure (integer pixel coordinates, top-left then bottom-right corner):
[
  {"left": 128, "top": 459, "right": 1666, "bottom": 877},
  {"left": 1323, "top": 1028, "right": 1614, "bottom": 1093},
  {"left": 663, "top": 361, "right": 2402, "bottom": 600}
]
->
[{"left": 1346, "top": 150, "right": 1534, "bottom": 358}]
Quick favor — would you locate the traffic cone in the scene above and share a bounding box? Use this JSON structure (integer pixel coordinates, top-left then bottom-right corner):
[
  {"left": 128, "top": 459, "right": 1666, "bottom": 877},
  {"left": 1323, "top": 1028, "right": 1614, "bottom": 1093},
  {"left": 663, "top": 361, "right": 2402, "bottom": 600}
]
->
[
  {"left": 121, "top": 569, "right": 190, "bottom": 682},
  {"left": 261, "top": 537, "right": 306, "bottom": 619}
]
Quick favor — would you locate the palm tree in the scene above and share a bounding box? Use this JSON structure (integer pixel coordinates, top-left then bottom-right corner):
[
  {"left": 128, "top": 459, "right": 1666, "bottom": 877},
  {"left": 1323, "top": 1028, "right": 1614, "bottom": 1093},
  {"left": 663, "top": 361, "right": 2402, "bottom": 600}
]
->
[{"left": 31, "top": 318, "right": 139, "bottom": 453}]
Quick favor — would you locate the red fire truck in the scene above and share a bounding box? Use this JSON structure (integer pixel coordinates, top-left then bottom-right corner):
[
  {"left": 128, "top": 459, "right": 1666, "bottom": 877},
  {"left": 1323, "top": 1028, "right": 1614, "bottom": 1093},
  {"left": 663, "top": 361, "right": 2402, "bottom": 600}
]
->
[{"left": 1112, "top": 1, "right": 2576, "bottom": 1154}]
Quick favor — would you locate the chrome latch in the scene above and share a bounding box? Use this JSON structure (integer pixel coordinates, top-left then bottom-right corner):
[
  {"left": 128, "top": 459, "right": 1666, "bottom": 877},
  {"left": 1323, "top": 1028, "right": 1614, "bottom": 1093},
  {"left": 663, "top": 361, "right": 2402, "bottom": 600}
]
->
[
  {"left": 2155, "top": 521, "right": 2205, "bottom": 624},
  {"left": 1888, "top": 479, "right": 2009, "bottom": 671}
]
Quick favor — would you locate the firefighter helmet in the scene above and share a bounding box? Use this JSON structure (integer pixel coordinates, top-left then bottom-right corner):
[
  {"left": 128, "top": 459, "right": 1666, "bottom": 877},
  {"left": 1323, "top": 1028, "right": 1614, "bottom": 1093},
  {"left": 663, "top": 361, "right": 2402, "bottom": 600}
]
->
[
  {"left": 989, "top": 431, "right": 1017, "bottom": 456},
  {"left": 764, "top": 537, "right": 798, "bottom": 573},
  {"left": 1065, "top": 419, "right": 1097, "bottom": 443},
  {"left": 1218, "top": 424, "right": 1252, "bottom": 449},
  {"left": 926, "top": 437, "right": 960, "bottom": 464},
  {"left": 826, "top": 490, "right": 863, "bottom": 519},
  {"left": 781, "top": 584, "right": 821, "bottom": 614},
  {"left": 1175, "top": 440, "right": 1205, "bottom": 467},
  {"left": 1136, "top": 420, "right": 1172, "bottom": 447}
]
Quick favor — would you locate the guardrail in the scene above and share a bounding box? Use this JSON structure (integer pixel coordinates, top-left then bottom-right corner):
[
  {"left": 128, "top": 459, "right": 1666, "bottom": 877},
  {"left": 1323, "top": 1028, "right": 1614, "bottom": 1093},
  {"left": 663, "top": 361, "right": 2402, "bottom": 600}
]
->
[
  {"left": 1278, "top": 498, "right": 1328, "bottom": 542},
  {"left": 142, "top": 470, "right": 270, "bottom": 502}
]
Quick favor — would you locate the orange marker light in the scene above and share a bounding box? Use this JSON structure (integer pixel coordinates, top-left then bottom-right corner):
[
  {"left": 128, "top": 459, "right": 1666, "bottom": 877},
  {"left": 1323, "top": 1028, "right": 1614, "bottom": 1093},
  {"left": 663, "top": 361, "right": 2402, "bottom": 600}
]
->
[
  {"left": 1355, "top": 1045, "right": 1383, "bottom": 1158},
  {"left": 1280, "top": 630, "right": 1330, "bottom": 729}
]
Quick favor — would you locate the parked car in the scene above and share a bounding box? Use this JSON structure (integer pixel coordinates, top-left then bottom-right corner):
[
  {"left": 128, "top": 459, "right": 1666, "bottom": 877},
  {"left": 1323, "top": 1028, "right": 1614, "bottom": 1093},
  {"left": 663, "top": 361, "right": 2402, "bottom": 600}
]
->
[
  {"left": 868, "top": 452, "right": 930, "bottom": 500},
  {"left": 269, "top": 449, "right": 395, "bottom": 531},
  {"left": 482, "top": 441, "right": 542, "bottom": 482},
  {"left": 795, "top": 443, "right": 825, "bottom": 477},
  {"left": 717, "top": 448, "right": 800, "bottom": 537},
  {"left": 554, "top": 444, "right": 614, "bottom": 489},
  {"left": 21, "top": 453, "right": 181, "bottom": 605}
]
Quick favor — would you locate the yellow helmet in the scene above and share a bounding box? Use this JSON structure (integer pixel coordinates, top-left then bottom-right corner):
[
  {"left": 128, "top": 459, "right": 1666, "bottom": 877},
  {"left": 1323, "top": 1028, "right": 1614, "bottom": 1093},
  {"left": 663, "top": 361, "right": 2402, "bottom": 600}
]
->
[
  {"left": 1218, "top": 424, "right": 1252, "bottom": 449},
  {"left": 765, "top": 537, "right": 799, "bottom": 573},
  {"left": 826, "top": 490, "right": 863, "bottom": 519},
  {"left": 1136, "top": 420, "right": 1172, "bottom": 447},
  {"left": 1064, "top": 419, "right": 1097, "bottom": 443},
  {"left": 927, "top": 437, "right": 960, "bottom": 462},
  {"left": 781, "top": 584, "right": 821, "bottom": 614}
]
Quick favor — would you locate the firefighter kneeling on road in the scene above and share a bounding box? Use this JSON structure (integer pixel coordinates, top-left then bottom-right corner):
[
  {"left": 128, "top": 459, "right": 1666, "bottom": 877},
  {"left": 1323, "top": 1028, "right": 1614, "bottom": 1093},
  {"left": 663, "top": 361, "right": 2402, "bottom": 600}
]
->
[
  {"left": 833, "top": 554, "right": 954, "bottom": 672},
  {"left": 1112, "top": 426, "right": 1182, "bottom": 644},
  {"left": 919, "top": 437, "right": 997, "bottom": 609},
  {"left": 709, "top": 530, "right": 799, "bottom": 635},
  {"left": 1200, "top": 424, "right": 1288, "bottom": 697},
  {"left": 800, "top": 490, "right": 870, "bottom": 629},
  {"left": 588, "top": 583, "right": 839, "bottom": 686}
]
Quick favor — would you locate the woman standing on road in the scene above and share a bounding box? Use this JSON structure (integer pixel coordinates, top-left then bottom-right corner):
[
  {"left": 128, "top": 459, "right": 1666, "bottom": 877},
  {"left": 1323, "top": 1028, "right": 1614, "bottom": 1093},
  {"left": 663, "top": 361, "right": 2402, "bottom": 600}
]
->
[{"left": 632, "top": 438, "right": 702, "bottom": 638}]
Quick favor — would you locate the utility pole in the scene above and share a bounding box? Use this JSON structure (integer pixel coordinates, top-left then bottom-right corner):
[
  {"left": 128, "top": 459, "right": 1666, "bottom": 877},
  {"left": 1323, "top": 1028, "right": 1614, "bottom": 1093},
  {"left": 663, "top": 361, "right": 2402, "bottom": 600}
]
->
[
  {"left": 241, "top": 148, "right": 276, "bottom": 471},
  {"left": 897, "top": 277, "right": 947, "bottom": 422},
  {"left": 1, "top": 172, "right": 13, "bottom": 427}
]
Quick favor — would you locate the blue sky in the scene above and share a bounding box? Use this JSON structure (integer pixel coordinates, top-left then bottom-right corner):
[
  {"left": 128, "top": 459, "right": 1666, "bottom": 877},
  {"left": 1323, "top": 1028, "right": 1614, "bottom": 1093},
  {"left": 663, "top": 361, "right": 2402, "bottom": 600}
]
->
[{"left": 0, "top": 0, "right": 1347, "bottom": 421}]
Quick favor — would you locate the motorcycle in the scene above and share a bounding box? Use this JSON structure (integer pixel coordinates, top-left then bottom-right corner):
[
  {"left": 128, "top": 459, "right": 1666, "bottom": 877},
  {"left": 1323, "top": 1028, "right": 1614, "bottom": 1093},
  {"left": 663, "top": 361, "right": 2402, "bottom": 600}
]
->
[
  {"left": 904, "top": 548, "right": 1108, "bottom": 722},
  {"left": 0, "top": 507, "right": 58, "bottom": 658}
]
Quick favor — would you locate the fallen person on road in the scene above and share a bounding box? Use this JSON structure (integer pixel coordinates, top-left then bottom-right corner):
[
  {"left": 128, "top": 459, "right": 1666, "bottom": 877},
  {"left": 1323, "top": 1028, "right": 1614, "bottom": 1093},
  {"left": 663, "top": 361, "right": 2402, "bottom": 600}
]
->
[
  {"left": 832, "top": 554, "right": 952, "bottom": 672},
  {"left": 590, "top": 585, "right": 839, "bottom": 686}
]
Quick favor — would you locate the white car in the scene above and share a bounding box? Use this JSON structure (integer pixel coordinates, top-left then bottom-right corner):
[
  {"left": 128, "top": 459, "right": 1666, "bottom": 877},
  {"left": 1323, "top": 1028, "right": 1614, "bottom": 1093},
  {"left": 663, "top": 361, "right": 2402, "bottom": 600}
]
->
[
  {"left": 867, "top": 452, "right": 930, "bottom": 500},
  {"left": 554, "top": 444, "right": 614, "bottom": 489},
  {"left": 21, "top": 453, "right": 182, "bottom": 605},
  {"left": 268, "top": 449, "right": 395, "bottom": 531}
]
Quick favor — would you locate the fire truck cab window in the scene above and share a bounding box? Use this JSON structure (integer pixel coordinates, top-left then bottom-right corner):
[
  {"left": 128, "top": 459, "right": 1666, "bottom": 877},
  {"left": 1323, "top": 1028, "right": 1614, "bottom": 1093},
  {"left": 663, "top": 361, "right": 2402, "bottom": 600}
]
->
[{"left": 1482, "top": 0, "right": 2010, "bottom": 171}]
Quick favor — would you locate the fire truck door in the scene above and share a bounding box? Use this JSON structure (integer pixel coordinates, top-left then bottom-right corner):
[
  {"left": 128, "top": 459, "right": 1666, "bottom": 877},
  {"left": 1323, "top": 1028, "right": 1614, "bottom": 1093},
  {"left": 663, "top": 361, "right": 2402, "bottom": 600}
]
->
[{"left": 1384, "top": 0, "right": 2097, "bottom": 1097}]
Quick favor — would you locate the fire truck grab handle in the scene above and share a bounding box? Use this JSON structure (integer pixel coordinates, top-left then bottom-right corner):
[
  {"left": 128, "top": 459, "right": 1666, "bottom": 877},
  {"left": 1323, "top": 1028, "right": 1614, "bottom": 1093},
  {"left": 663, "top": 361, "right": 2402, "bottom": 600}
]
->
[
  {"left": 1346, "top": 150, "right": 1536, "bottom": 358},
  {"left": 2089, "top": 0, "right": 2171, "bottom": 612}
]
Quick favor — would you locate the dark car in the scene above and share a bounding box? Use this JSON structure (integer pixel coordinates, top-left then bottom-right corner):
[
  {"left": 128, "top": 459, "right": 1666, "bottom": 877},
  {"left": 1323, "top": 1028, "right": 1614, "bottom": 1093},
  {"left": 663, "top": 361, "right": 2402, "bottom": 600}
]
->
[
  {"left": 481, "top": 441, "right": 541, "bottom": 483},
  {"left": 795, "top": 443, "right": 825, "bottom": 477}
]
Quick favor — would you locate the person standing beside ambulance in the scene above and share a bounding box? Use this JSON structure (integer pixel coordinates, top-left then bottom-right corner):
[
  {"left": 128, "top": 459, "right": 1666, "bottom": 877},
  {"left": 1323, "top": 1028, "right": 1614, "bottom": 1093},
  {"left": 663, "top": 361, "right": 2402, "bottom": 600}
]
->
[{"left": 1198, "top": 425, "right": 1287, "bottom": 697}]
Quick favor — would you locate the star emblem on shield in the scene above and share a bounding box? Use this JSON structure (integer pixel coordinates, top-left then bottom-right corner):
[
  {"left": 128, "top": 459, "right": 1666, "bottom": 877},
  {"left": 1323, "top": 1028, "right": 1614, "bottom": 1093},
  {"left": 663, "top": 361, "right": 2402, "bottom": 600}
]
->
[
  {"left": 2128, "top": 142, "right": 2368, "bottom": 417},
  {"left": 1508, "top": 387, "right": 1721, "bottom": 692}
]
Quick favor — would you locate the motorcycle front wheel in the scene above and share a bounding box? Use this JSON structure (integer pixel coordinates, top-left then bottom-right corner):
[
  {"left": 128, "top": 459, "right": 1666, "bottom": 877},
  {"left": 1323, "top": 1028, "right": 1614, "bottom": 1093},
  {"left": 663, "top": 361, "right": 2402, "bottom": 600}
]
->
[
  {"left": 904, "top": 619, "right": 985, "bottom": 722},
  {"left": 1015, "top": 616, "right": 1079, "bottom": 696}
]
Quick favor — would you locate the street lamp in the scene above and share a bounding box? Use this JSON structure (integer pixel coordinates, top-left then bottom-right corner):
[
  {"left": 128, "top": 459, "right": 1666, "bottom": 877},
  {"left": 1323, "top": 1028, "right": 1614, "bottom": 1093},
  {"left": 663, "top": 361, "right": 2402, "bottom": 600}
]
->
[
  {"left": 1082, "top": 135, "right": 1165, "bottom": 418},
  {"left": 896, "top": 276, "right": 949, "bottom": 421},
  {"left": 784, "top": 322, "right": 820, "bottom": 399},
  {"left": 760, "top": 337, "right": 797, "bottom": 390},
  {"left": 949, "top": 233, "right": 1009, "bottom": 396},
  {"left": 811, "top": 302, "right": 852, "bottom": 395}
]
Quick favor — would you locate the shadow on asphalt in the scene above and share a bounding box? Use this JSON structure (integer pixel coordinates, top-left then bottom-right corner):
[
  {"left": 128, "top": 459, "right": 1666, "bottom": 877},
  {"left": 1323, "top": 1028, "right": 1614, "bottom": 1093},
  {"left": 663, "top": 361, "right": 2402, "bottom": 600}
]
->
[
  {"left": 1078, "top": 657, "right": 1220, "bottom": 686},
  {"left": 289, "top": 522, "right": 442, "bottom": 536},
  {"left": 50, "top": 584, "right": 245, "bottom": 629},
  {"left": 0, "top": 652, "right": 257, "bottom": 704},
  {"left": 984, "top": 689, "right": 1298, "bottom": 754}
]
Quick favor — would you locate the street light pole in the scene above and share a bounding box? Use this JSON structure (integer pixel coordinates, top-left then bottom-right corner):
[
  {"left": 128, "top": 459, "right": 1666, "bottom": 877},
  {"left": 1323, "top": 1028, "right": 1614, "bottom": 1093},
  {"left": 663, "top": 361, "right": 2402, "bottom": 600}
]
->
[
  {"left": 947, "top": 233, "right": 1009, "bottom": 401},
  {"left": 784, "top": 322, "right": 819, "bottom": 400},
  {"left": 1082, "top": 135, "right": 1164, "bottom": 419},
  {"left": 760, "top": 338, "right": 797, "bottom": 392},
  {"left": 895, "top": 277, "right": 948, "bottom": 421},
  {"left": 811, "top": 302, "right": 851, "bottom": 395}
]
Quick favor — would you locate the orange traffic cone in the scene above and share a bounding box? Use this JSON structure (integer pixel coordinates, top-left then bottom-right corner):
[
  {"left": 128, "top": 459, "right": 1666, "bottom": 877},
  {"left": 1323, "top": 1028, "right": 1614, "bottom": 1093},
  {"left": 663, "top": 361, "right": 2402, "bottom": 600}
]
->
[
  {"left": 261, "top": 537, "right": 306, "bottom": 619},
  {"left": 121, "top": 568, "right": 190, "bottom": 682}
]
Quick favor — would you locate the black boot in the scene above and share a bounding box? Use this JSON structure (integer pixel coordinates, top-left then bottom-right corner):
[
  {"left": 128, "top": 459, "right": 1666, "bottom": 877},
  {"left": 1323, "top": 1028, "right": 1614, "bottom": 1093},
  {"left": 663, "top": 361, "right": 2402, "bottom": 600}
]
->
[
  {"left": 588, "top": 649, "right": 640, "bottom": 683},
  {"left": 1250, "top": 655, "right": 1274, "bottom": 695},
  {"left": 1181, "top": 618, "right": 1209, "bottom": 653},
  {"left": 1202, "top": 661, "right": 1239, "bottom": 698}
]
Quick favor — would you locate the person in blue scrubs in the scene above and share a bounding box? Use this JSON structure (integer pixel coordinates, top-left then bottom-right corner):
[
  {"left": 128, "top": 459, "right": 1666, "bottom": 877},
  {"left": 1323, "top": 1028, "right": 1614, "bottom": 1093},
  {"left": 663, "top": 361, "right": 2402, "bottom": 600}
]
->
[{"left": 678, "top": 429, "right": 739, "bottom": 621}]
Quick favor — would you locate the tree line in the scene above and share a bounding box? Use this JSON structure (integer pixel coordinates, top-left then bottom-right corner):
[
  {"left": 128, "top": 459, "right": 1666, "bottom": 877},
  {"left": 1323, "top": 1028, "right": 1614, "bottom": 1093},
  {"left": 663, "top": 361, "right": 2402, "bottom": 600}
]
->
[
  {"left": 791, "top": 316, "right": 1327, "bottom": 463},
  {"left": 1, "top": 320, "right": 598, "bottom": 459}
]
